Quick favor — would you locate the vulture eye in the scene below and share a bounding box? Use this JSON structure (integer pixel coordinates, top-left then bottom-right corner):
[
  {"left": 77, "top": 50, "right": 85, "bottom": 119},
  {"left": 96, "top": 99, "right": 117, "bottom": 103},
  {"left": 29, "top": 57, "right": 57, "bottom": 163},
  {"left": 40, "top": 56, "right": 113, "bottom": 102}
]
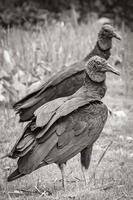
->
[
  {"left": 104, "top": 30, "right": 109, "bottom": 34},
  {"left": 96, "top": 61, "right": 101, "bottom": 66},
  {"left": 93, "top": 64, "right": 99, "bottom": 71}
]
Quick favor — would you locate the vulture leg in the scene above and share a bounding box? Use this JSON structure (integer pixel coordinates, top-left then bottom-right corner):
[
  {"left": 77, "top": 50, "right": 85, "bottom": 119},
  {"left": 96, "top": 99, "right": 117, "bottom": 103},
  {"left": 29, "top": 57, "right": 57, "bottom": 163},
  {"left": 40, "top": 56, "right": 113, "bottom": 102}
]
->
[
  {"left": 58, "top": 163, "right": 66, "bottom": 189},
  {"left": 81, "top": 165, "right": 87, "bottom": 185},
  {"left": 80, "top": 145, "right": 93, "bottom": 185}
]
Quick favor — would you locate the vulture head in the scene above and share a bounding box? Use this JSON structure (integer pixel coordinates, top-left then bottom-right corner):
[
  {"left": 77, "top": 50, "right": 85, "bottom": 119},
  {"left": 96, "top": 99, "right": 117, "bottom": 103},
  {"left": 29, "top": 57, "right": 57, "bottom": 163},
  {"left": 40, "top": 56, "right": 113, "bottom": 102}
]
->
[
  {"left": 85, "top": 56, "right": 120, "bottom": 82},
  {"left": 97, "top": 24, "right": 121, "bottom": 51}
]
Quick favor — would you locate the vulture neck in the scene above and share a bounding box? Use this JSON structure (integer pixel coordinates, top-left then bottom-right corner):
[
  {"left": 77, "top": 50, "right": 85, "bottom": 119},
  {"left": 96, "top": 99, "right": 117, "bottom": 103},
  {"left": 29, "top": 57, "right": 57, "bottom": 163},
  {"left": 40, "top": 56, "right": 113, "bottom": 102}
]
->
[
  {"left": 75, "top": 73, "right": 107, "bottom": 100},
  {"left": 83, "top": 39, "right": 112, "bottom": 61},
  {"left": 98, "top": 37, "right": 112, "bottom": 51}
]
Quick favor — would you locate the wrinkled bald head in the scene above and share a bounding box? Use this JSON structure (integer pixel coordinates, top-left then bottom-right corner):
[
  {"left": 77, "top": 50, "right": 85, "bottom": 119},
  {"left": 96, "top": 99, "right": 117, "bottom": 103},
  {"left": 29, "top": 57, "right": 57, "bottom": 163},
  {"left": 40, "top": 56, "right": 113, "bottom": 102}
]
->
[
  {"left": 85, "top": 56, "right": 120, "bottom": 82},
  {"left": 96, "top": 24, "right": 121, "bottom": 52},
  {"left": 98, "top": 24, "right": 121, "bottom": 40}
]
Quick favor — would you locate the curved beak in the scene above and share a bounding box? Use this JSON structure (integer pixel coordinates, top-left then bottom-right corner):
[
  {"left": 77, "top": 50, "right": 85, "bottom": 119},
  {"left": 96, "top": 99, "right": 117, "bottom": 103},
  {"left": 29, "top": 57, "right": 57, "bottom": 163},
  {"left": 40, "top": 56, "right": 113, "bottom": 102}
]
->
[
  {"left": 113, "top": 31, "right": 121, "bottom": 40},
  {"left": 103, "top": 63, "right": 120, "bottom": 75}
]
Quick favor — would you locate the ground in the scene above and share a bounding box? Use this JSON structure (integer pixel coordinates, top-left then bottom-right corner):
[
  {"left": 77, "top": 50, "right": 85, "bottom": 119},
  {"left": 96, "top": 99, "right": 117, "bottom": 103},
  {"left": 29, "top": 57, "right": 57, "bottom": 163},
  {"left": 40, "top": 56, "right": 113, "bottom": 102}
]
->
[{"left": 0, "top": 17, "right": 133, "bottom": 200}]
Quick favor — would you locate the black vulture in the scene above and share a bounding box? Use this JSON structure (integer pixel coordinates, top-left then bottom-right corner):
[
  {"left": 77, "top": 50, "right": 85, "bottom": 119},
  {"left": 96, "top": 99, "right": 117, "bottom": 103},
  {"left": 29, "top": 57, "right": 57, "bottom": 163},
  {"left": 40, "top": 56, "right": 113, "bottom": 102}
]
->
[
  {"left": 13, "top": 25, "right": 121, "bottom": 122},
  {"left": 7, "top": 56, "right": 120, "bottom": 188}
]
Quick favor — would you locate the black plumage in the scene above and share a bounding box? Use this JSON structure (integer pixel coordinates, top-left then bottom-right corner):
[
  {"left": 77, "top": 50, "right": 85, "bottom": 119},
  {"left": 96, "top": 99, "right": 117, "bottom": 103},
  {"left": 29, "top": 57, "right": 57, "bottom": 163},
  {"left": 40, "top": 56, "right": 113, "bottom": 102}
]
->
[
  {"left": 13, "top": 24, "right": 121, "bottom": 122},
  {"left": 7, "top": 56, "right": 120, "bottom": 187}
]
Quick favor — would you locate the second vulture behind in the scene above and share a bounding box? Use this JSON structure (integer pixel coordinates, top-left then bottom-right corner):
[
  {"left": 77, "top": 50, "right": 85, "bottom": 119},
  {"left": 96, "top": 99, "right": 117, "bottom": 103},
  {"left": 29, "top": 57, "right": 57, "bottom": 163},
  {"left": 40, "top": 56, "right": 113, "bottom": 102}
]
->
[{"left": 13, "top": 24, "right": 121, "bottom": 122}]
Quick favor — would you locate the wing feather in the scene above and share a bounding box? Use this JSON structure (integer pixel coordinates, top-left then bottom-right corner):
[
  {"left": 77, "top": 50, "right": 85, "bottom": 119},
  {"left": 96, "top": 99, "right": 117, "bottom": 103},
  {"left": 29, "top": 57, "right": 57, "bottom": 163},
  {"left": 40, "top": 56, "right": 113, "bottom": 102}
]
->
[
  {"left": 16, "top": 135, "right": 34, "bottom": 151},
  {"left": 8, "top": 122, "right": 33, "bottom": 158},
  {"left": 15, "top": 141, "right": 36, "bottom": 158},
  {"left": 45, "top": 102, "right": 108, "bottom": 165},
  {"left": 37, "top": 62, "right": 85, "bottom": 96},
  {"left": 18, "top": 133, "right": 58, "bottom": 174},
  {"left": 36, "top": 98, "right": 97, "bottom": 141},
  {"left": 35, "top": 97, "right": 68, "bottom": 127}
]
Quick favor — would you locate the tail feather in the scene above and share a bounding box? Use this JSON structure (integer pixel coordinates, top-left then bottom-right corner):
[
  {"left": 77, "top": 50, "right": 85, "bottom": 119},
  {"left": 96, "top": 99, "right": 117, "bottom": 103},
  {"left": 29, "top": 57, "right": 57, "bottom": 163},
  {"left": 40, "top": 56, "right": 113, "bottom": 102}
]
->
[
  {"left": 19, "top": 107, "right": 37, "bottom": 122},
  {"left": 7, "top": 168, "right": 25, "bottom": 182},
  {"left": 7, "top": 162, "right": 48, "bottom": 182},
  {"left": 18, "top": 97, "right": 49, "bottom": 122},
  {"left": 13, "top": 89, "right": 41, "bottom": 110}
]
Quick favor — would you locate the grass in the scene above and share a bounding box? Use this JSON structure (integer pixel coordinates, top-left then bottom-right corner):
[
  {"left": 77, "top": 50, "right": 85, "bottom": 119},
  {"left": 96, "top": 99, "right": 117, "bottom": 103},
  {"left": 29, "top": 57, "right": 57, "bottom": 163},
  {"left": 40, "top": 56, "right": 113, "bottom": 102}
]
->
[{"left": 0, "top": 16, "right": 133, "bottom": 200}]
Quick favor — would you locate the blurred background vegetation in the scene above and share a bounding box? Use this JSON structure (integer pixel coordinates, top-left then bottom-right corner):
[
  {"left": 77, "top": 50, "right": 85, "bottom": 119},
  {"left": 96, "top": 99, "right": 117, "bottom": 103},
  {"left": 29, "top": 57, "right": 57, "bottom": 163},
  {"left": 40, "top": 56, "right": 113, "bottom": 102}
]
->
[{"left": 0, "top": 0, "right": 133, "bottom": 29}]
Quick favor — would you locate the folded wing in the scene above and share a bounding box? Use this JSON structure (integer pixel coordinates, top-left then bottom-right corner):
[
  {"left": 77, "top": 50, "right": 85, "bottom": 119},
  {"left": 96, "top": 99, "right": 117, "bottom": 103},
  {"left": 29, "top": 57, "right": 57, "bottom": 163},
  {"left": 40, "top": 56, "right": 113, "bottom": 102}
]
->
[
  {"left": 8, "top": 101, "right": 108, "bottom": 178},
  {"left": 13, "top": 62, "right": 85, "bottom": 122}
]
